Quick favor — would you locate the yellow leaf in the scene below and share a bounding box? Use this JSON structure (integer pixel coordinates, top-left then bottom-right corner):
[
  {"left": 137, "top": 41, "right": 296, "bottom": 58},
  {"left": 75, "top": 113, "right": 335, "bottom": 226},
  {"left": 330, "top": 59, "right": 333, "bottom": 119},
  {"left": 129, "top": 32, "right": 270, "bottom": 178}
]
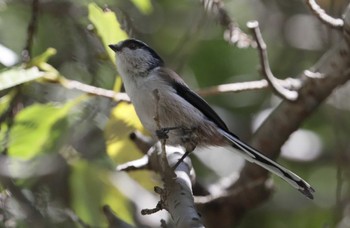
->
[
  {"left": 88, "top": 3, "right": 128, "bottom": 63},
  {"left": 104, "top": 102, "right": 146, "bottom": 161},
  {"left": 130, "top": 0, "right": 153, "bottom": 14},
  {"left": 104, "top": 102, "right": 158, "bottom": 191}
]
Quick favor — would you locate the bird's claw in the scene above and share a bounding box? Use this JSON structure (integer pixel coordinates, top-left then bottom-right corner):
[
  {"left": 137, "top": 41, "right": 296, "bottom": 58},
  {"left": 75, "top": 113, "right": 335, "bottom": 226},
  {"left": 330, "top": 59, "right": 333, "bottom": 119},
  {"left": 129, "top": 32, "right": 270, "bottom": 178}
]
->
[
  {"left": 156, "top": 129, "right": 169, "bottom": 140},
  {"left": 155, "top": 127, "right": 181, "bottom": 140}
]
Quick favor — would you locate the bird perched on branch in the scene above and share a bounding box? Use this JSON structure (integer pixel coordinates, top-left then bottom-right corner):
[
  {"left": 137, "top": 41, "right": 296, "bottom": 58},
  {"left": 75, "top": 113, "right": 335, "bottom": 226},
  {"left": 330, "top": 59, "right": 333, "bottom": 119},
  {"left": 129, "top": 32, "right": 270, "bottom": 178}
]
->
[{"left": 109, "top": 39, "right": 315, "bottom": 199}]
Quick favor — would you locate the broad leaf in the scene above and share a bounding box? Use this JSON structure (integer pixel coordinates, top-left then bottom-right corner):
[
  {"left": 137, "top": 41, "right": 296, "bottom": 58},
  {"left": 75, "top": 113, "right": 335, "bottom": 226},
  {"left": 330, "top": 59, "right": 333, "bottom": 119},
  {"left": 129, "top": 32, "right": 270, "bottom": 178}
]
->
[
  {"left": 88, "top": 3, "right": 128, "bottom": 63},
  {"left": 105, "top": 102, "right": 144, "bottom": 160},
  {"left": 104, "top": 102, "right": 156, "bottom": 191},
  {"left": 8, "top": 97, "right": 84, "bottom": 159}
]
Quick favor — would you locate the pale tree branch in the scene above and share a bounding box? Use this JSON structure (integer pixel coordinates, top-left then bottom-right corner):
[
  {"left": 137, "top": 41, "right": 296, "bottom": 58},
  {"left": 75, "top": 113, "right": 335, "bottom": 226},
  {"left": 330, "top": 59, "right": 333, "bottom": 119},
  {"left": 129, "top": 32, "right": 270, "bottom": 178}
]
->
[
  {"left": 247, "top": 20, "right": 299, "bottom": 101},
  {"left": 143, "top": 143, "right": 204, "bottom": 228},
  {"left": 305, "top": 0, "right": 344, "bottom": 30},
  {"left": 198, "top": 4, "right": 350, "bottom": 227},
  {"left": 118, "top": 130, "right": 203, "bottom": 227},
  {"left": 201, "top": 0, "right": 255, "bottom": 48},
  {"left": 197, "top": 78, "right": 302, "bottom": 97},
  {"left": 56, "top": 76, "right": 130, "bottom": 102}
]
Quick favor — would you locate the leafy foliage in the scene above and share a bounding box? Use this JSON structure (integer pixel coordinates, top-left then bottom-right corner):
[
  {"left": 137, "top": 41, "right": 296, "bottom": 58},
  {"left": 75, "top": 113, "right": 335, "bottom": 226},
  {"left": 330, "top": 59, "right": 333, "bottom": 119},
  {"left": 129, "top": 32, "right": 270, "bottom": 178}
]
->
[
  {"left": 8, "top": 98, "right": 83, "bottom": 159},
  {"left": 88, "top": 2, "right": 128, "bottom": 64}
]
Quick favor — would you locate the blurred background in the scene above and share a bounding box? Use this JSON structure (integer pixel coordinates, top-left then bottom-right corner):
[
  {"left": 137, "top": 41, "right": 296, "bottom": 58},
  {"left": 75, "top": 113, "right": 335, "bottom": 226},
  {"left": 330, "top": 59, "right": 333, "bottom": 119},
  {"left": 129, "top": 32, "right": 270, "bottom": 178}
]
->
[{"left": 0, "top": 0, "right": 349, "bottom": 227}]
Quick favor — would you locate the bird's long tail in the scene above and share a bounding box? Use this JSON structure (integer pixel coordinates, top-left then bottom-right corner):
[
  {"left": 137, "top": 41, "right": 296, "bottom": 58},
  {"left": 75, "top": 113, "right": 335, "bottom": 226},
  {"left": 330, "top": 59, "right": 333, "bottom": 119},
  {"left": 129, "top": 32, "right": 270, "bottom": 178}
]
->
[{"left": 219, "top": 129, "right": 315, "bottom": 199}]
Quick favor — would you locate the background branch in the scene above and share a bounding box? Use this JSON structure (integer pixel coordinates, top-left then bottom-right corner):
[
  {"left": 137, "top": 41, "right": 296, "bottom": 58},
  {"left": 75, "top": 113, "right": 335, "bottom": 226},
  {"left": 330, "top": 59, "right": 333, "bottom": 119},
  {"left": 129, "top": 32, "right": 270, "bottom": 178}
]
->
[
  {"left": 247, "top": 21, "right": 299, "bottom": 101},
  {"left": 305, "top": 0, "right": 344, "bottom": 29},
  {"left": 22, "top": 0, "right": 39, "bottom": 62},
  {"left": 201, "top": 0, "right": 255, "bottom": 48},
  {"left": 198, "top": 4, "right": 350, "bottom": 227},
  {"left": 197, "top": 78, "right": 301, "bottom": 97}
]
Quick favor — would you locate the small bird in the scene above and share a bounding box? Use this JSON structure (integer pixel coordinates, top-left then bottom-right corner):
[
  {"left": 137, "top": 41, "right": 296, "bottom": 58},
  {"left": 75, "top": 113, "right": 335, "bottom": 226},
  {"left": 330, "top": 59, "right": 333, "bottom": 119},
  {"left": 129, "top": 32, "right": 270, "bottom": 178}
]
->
[{"left": 109, "top": 39, "right": 315, "bottom": 199}]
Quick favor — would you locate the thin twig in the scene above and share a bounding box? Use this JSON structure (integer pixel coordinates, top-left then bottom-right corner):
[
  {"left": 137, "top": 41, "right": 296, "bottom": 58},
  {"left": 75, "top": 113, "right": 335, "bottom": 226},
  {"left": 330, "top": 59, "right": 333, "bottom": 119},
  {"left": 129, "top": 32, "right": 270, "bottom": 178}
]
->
[
  {"left": 152, "top": 89, "right": 172, "bottom": 175},
  {"left": 129, "top": 131, "right": 154, "bottom": 154},
  {"left": 141, "top": 201, "right": 163, "bottom": 215},
  {"left": 151, "top": 89, "right": 177, "bottom": 184},
  {"left": 22, "top": 0, "right": 40, "bottom": 62},
  {"left": 195, "top": 178, "right": 269, "bottom": 204},
  {"left": 117, "top": 156, "right": 149, "bottom": 171},
  {"left": 54, "top": 76, "right": 130, "bottom": 102},
  {"left": 305, "top": 0, "right": 344, "bottom": 30},
  {"left": 247, "top": 21, "right": 299, "bottom": 101},
  {"left": 197, "top": 78, "right": 302, "bottom": 97},
  {"left": 201, "top": 0, "right": 255, "bottom": 48}
]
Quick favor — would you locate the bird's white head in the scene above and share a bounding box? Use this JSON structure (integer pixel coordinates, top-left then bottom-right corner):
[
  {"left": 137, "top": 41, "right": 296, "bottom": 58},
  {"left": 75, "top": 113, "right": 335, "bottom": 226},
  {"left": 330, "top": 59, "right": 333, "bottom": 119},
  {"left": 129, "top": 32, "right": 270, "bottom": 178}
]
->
[{"left": 109, "top": 39, "right": 164, "bottom": 77}]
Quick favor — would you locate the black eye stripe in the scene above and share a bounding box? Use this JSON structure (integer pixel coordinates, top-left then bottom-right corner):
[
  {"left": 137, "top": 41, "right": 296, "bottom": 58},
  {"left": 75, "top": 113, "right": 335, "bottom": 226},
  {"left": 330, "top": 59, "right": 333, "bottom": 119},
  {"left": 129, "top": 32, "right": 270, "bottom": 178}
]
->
[
  {"left": 118, "top": 39, "right": 165, "bottom": 67},
  {"left": 123, "top": 40, "right": 143, "bottom": 50},
  {"left": 128, "top": 43, "right": 138, "bottom": 50}
]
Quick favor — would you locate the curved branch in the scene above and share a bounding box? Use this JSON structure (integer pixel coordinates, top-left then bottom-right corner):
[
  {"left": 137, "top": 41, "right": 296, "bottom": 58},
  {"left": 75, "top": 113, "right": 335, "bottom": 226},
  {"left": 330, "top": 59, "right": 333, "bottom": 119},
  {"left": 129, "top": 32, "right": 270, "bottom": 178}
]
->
[
  {"left": 201, "top": 0, "right": 254, "bottom": 48},
  {"left": 197, "top": 78, "right": 301, "bottom": 97},
  {"left": 247, "top": 21, "right": 299, "bottom": 101},
  {"left": 199, "top": 4, "right": 350, "bottom": 227},
  {"left": 305, "top": 0, "right": 344, "bottom": 29}
]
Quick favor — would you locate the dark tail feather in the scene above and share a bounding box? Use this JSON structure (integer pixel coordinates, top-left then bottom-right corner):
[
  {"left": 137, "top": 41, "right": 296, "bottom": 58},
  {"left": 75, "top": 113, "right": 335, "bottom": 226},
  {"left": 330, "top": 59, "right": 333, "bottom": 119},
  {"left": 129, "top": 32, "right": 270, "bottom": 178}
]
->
[{"left": 219, "top": 129, "right": 315, "bottom": 199}]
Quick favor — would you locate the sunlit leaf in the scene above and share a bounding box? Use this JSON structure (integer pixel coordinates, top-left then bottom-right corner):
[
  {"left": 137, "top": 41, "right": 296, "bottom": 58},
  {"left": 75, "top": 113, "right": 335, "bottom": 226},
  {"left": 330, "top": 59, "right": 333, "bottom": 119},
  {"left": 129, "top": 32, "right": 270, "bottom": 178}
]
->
[
  {"left": 105, "top": 102, "right": 144, "bottom": 161},
  {"left": 88, "top": 3, "right": 128, "bottom": 63},
  {"left": 130, "top": 0, "right": 153, "bottom": 14},
  {"left": 113, "top": 77, "right": 123, "bottom": 92},
  {"left": 70, "top": 160, "right": 133, "bottom": 226},
  {"left": 0, "top": 67, "right": 44, "bottom": 91},
  {"left": 8, "top": 97, "right": 85, "bottom": 159},
  {"left": 104, "top": 102, "right": 157, "bottom": 191}
]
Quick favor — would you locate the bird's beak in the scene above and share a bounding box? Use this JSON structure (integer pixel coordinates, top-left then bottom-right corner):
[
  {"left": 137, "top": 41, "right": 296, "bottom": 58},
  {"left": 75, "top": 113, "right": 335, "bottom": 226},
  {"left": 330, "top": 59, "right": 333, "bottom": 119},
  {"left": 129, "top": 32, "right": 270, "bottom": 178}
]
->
[{"left": 108, "top": 44, "right": 121, "bottom": 52}]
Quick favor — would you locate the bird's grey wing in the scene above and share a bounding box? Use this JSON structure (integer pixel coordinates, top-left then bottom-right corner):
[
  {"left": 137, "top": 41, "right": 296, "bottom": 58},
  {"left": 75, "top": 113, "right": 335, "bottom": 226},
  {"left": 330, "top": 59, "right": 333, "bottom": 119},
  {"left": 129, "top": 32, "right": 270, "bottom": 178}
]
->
[
  {"left": 157, "top": 68, "right": 233, "bottom": 134},
  {"left": 156, "top": 68, "right": 315, "bottom": 199}
]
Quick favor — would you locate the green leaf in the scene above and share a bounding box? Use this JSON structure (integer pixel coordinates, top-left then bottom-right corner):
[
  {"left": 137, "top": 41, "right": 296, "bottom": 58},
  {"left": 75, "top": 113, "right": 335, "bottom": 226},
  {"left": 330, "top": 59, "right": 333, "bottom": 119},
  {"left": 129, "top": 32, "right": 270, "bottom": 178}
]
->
[
  {"left": 8, "top": 97, "right": 84, "bottom": 159},
  {"left": 88, "top": 3, "right": 128, "bottom": 63},
  {"left": 0, "top": 67, "right": 44, "bottom": 91},
  {"left": 130, "top": 0, "right": 153, "bottom": 14}
]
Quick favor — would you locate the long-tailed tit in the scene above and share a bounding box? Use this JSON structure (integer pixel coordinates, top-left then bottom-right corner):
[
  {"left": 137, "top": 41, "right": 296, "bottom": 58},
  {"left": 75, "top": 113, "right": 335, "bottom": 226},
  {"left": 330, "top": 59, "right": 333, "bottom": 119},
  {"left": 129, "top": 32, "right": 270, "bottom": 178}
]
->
[{"left": 109, "top": 39, "right": 315, "bottom": 199}]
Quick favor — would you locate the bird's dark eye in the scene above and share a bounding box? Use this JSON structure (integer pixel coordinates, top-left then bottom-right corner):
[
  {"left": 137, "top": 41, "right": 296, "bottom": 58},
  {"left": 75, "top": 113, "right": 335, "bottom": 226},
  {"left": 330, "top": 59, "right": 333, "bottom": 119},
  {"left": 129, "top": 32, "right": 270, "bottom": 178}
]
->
[{"left": 128, "top": 43, "right": 138, "bottom": 50}]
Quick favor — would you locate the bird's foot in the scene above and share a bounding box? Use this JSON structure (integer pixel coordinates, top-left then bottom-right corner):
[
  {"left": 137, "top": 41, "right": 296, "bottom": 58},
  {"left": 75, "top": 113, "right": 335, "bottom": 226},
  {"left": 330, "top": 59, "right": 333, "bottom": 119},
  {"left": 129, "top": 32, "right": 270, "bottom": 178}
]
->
[{"left": 155, "top": 126, "right": 181, "bottom": 140}]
